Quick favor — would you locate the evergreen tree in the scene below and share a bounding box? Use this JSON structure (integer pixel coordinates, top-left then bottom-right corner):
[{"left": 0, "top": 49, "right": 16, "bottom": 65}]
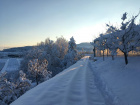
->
[{"left": 63, "top": 37, "right": 78, "bottom": 68}]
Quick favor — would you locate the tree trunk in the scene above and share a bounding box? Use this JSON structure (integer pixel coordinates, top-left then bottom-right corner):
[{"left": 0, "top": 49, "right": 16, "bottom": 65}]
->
[
  {"left": 99, "top": 50, "right": 101, "bottom": 56},
  {"left": 107, "top": 49, "right": 109, "bottom": 57},
  {"left": 124, "top": 52, "right": 128, "bottom": 65},
  {"left": 36, "top": 74, "right": 38, "bottom": 85},
  {"left": 103, "top": 50, "right": 104, "bottom": 61},
  {"left": 93, "top": 48, "right": 96, "bottom": 57},
  {"left": 112, "top": 55, "right": 114, "bottom": 60}
]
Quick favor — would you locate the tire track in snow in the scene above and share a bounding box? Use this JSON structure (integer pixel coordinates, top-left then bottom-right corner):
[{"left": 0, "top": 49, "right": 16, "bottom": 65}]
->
[
  {"left": 11, "top": 56, "right": 106, "bottom": 105},
  {"left": 86, "top": 60, "right": 106, "bottom": 105},
  {"left": 62, "top": 57, "right": 106, "bottom": 105},
  {"left": 62, "top": 58, "right": 88, "bottom": 105},
  {"left": 89, "top": 61, "right": 123, "bottom": 105}
]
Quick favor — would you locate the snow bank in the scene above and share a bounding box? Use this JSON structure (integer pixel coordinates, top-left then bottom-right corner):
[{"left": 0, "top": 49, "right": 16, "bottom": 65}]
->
[{"left": 90, "top": 56, "right": 140, "bottom": 105}]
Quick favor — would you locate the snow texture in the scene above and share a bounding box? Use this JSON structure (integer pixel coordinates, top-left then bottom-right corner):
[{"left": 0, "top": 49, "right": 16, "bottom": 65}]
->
[
  {"left": 1, "top": 58, "right": 21, "bottom": 73},
  {"left": 11, "top": 56, "right": 106, "bottom": 105},
  {"left": 0, "top": 59, "right": 7, "bottom": 71},
  {"left": 10, "top": 56, "right": 140, "bottom": 105},
  {"left": 90, "top": 56, "right": 140, "bottom": 105}
]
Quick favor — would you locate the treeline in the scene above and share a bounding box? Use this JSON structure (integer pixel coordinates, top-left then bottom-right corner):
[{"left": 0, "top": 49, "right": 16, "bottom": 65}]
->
[
  {"left": 21, "top": 36, "right": 84, "bottom": 78},
  {"left": 91, "top": 12, "right": 140, "bottom": 65}
]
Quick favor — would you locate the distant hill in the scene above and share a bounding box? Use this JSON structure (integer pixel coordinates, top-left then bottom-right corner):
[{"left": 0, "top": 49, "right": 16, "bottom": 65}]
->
[
  {"left": 2, "top": 46, "right": 33, "bottom": 52},
  {"left": 77, "top": 42, "right": 93, "bottom": 52},
  {"left": 1, "top": 42, "right": 93, "bottom": 53},
  {"left": 0, "top": 46, "right": 33, "bottom": 58}
]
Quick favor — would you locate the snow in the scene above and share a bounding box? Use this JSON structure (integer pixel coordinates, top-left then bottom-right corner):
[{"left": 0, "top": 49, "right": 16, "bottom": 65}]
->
[
  {"left": 10, "top": 56, "right": 140, "bottom": 105},
  {"left": 11, "top": 56, "right": 106, "bottom": 105},
  {"left": 90, "top": 56, "right": 140, "bottom": 105},
  {"left": 1, "top": 58, "right": 22, "bottom": 73},
  {"left": 0, "top": 59, "right": 7, "bottom": 71}
]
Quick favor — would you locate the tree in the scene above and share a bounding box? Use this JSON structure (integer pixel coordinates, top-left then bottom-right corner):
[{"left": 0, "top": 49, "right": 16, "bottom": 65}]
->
[
  {"left": 90, "top": 40, "right": 96, "bottom": 57},
  {"left": 0, "top": 71, "right": 31, "bottom": 105},
  {"left": 28, "top": 59, "right": 51, "bottom": 85},
  {"left": 0, "top": 72, "right": 17, "bottom": 105},
  {"left": 63, "top": 37, "right": 78, "bottom": 67},
  {"left": 106, "top": 12, "right": 140, "bottom": 64},
  {"left": 20, "top": 46, "right": 43, "bottom": 73},
  {"left": 16, "top": 70, "right": 31, "bottom": 97},
  {"left": 55, "top": 36, "right": 68, "bottom": 59},
  {"left": 93, "top": 34, "right": 108, "bottom": 61}
]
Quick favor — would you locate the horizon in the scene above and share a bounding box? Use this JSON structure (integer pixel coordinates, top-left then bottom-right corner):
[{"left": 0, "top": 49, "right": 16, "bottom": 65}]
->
[
  {"left": 0, "top": 0, "right": 140, "bottom": 50},
  {"left": 0, "top": 41, "right": 92, "bottom": 51}
]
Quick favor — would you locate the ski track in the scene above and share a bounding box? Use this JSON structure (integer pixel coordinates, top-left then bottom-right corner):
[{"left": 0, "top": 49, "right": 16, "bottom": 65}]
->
[{"left": 11, "top": 56, "right": 106, "bottom": 105}]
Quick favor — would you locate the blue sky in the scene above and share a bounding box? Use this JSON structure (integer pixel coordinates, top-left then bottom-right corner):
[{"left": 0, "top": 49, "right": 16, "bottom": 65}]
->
[{"left": 0, "top": 0, "right": 140, "bottom": 50}]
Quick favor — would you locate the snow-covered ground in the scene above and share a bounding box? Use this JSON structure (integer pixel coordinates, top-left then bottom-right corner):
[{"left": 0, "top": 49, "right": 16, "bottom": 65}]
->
[
  {"left": 1, "top": 58, "right": 22, "bottom": 73},
  {"left": 11, "top": 56, "right": 106, "bottom": 105},
  {"left": 11, "top": 56, "right": 140, "bottom": 105},
  {"left": 90, "top": 56, "right": 140, "bottom": 105},
  {"left": 0, "top": 59, "right": 7, "bottom": 71}
]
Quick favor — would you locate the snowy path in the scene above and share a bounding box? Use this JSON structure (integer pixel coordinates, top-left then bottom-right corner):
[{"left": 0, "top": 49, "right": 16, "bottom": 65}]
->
[
  {"left": 1, "top": 58, "right": 20, "bottom": 72},
  {"left": 11, "top": 56, "right": 106, "bottom": 105}
]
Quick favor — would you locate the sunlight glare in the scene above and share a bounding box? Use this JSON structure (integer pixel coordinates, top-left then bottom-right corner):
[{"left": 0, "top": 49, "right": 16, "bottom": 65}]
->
[{"left": 71, "top": 24, "right": 106, "bottom": 43}]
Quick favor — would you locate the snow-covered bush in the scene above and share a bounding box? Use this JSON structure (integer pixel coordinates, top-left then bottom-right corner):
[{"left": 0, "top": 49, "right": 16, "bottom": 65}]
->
[
  {"left": 0, "top": 72, "right": 17, "bottom": 105},
  {"left": 15, "top": 70, "right": 31, "bottom": 97},
  {"left": 28, "top": 59, "right": 51, "bottom": 85},
  {"left": 0, "top": 71, "right": 31, "bottom": 105}
]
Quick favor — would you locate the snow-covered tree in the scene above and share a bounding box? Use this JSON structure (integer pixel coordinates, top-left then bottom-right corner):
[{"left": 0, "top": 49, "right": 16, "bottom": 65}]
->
[
  {"left": 20, "top": 46, "right": 43, "bottom": 73},
  {"left": 55, "top": 37, "right": 68, "bottom": 59},
  {"left": 106, "top": 34, "right": 118, "bottom": 60},
  {"left": 0, "top": 71, "right": 31, "bottom": 105},
  {"left": 93, "top": 12, "right": 140, "bottom": 64},
  {"left": 106, "top": 12, "right": 140, "bottom": 64},
  {"left": 21, "top": 37, "right": 72, "bottom": 77},
  {"left": 103, "top": 26, "right": 118, "bottom": 60},
  {"left": 0, "top": 72, "right": 17, "bottom": 105},
  {"left": 16, "top": 70, "right": 31, "bottom": 97},
  {"left": 93, "top": 34, "right": 108, "bottom": 61},
  {"left": 28, "top": 59, "right": 51, "bottom": 85},
  {"left": 63, "top": 37, "right": 78, "bottom": 67}
]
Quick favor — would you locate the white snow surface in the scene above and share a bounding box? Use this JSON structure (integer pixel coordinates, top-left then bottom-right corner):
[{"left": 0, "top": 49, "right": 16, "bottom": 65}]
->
[
  {"left": 11, "top": 56, "right": 140, "bottom": 105},
  {"left": 11, "top": 56, "right": 106, "bottom": 105},
  {"left": 1, "top": 58, "right": 21, "bottom": 73},
  {"left": 90, "top": 56, "right": 140, "bottom": 105}
]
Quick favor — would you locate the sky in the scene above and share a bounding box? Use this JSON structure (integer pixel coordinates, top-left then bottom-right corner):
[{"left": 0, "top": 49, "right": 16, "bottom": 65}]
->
[{"left": 0, "top": 0, "right": 140, "bottom": 50}]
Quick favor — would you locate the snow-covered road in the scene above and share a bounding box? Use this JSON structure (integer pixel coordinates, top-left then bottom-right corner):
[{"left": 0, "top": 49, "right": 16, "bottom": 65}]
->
[{"left": 11, "top": 56, "right": 106, "bottom": 105}]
